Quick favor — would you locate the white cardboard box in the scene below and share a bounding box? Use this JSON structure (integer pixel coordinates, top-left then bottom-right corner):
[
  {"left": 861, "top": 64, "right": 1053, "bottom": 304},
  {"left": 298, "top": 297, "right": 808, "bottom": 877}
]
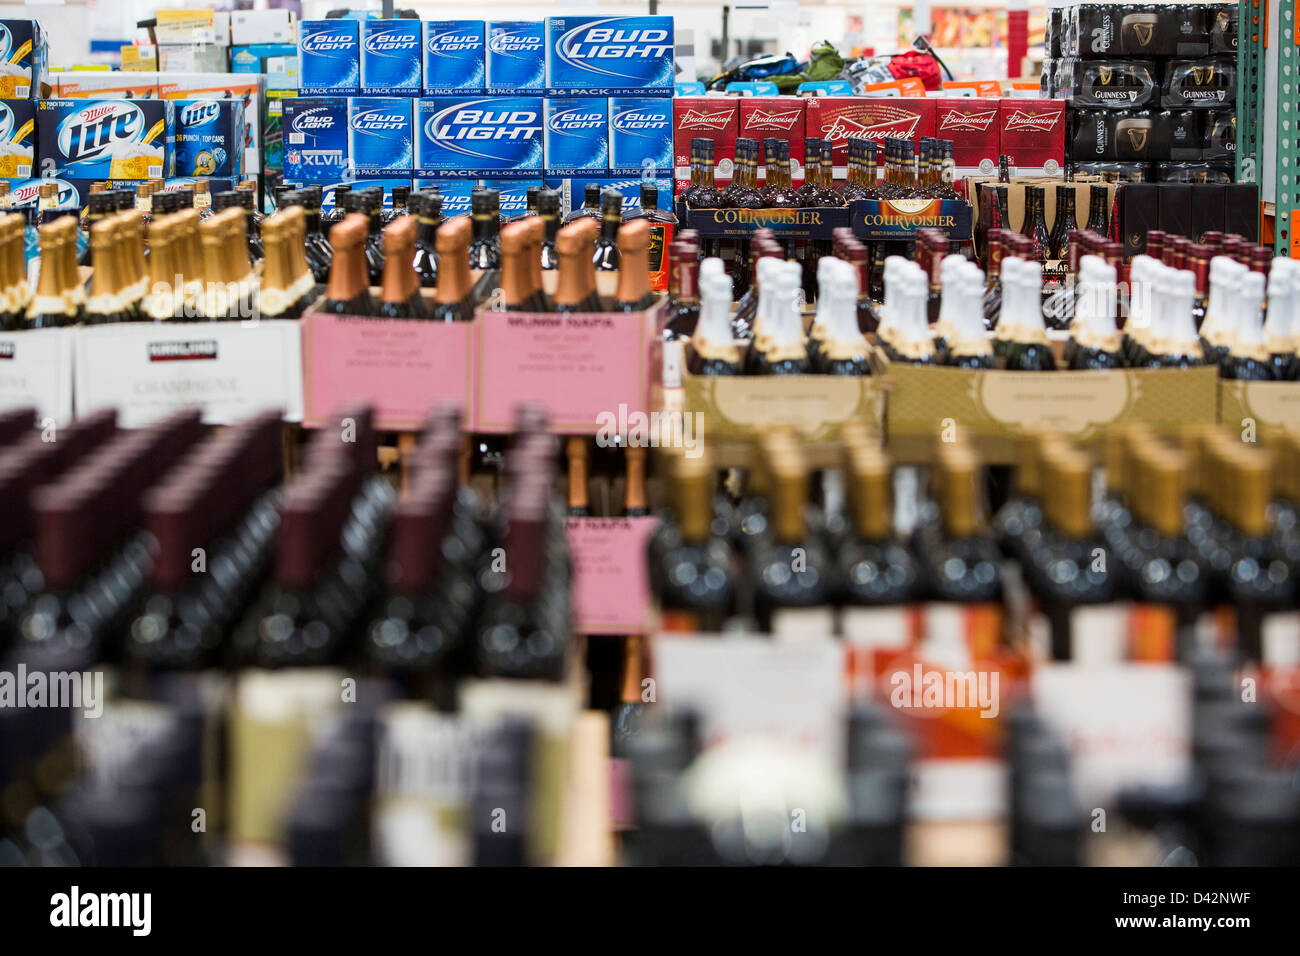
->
[{"left": 0, "top": 328, "right": 75, "bottom": 427}]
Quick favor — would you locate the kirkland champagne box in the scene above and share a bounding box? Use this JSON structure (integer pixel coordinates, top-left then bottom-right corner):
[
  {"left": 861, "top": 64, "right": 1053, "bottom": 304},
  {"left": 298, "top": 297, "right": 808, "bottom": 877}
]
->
[
  {"left": 486, "top": 21, "right": 545, "bottom": 95},
  {"left": 37, "top": 99, "right": 172, "bottom": 180},
  {"left": 348, "top": 97, "right": 414, "bottom": 176},
  {"left": 360, "top": 19, "right": 422, "bottom": 96},
  {"left": 0, "top": 98, "right": 34, "bottom": 178},
  {"left": 422, "top": 21, "right": 485, "bottom": 95},
  {"left": 737, "top": 97, "right": 805, "bottom": 180},
  {"left": 998, "top": 98, "right": 1065, "bottom": 175},
  {"left": 934, "top": 97, "right": 1000, "bottom": 173},
  {"left": 299, "top": 19, "right": 360, "bottom": 96},
  {"left": 414, "top": 96, "right": 542, "bottom": 178},
  {"left": 672, "top": 96, "right": 738, "bottom": 183},
  {"left": 608, "top": 96, "right": 671, "bottom": 176},
  {"left": 544, "top": 16, "right": 674, "bottom": 96},
  {"left": 414, "top": 177, "right": 475, "bottom": 216},
  {"left": 543, "top": 97, "right": 608, "bottom": 176},
  {"left": 0, "top": 20, "right": 46, "bottom": 99},
  {"left": 174, "top": 98, "right": 244, "bottom": 178},
  {"left": 282, "top": 97, "right": 348, "bottom": 182},
  {"left": 804, "top": 97, "right": 936, "bottom": 167},
  {"left": 482, "top": 178, "right": 544, "bottom": 218}
]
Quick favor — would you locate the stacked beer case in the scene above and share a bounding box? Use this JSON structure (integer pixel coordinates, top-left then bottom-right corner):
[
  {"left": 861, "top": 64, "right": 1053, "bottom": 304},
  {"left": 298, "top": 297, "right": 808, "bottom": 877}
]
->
[{"left": 1044, "top": 1, "right": 1237, "bottom": 183}]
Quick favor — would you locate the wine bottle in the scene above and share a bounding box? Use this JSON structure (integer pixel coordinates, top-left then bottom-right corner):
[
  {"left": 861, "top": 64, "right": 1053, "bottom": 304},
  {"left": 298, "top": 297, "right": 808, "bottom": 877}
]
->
[
  {"left": 814, "top": 257, "right": 871, "bottom": 376},
  {"left": 1263, "top": 257, "right": 1298, "bottom": 380},
  {"left": 592, "top": 190, "right": 623, "bottom": 299},
  {"left": 665, "top": 243, "right": 701, "bottom": 339},
  {"left": 614, "top": 219, "right": 657, "bottom": 313},
  {"left": 945, "top": 259, "right": 996, "bottom": 370},
  {"left": 375, "top": 215, "right": 423, "bottom": 319},
  {"left": 409, "top": 192, "right": 440, "bottom": 290},
  {"left": 1003, "top": 259, "right": 1057, "bottom": 371},
  {"left": 1199, "top": 255, "right": 1246, "bottom": 364},
  {"left": 83, "top": 220, "right": 132, "bottom": 325},
  {"left": 1066, "top": 255, "right": 1125, "bottom": 369},
  {"left": 141, "top": 215, "right": 181, "bottom": 322},
  {"left": 1220, "top": 270, "right": 1273, "bottom": 380},
  {"left": 915, "top": 446, "right": 1003, "bottom": 604},
  {"left": 838, "top": 447, "right": 918, "bottom": 614}
]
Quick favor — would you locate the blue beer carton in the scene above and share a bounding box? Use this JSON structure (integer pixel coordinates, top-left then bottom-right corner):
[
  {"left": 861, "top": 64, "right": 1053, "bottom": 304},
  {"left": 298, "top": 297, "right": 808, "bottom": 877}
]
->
[
  {"left": 360, "top": 19, "right": 422, "bottom": 96},
  {"left": 285, "top": 179, "right": 409, "bottom": 216},
  {"left": 0, "top": 98, "right": 35, "bottom": 178},
  {"left": 545, "top": 175, "right": 672, "bottom": 216},
  {"left": 0, "top": 20, "right": 46, "bottom": 99},
  {"left": 422, "top": 21, "right": 485, "bottom": 95},
  {"left": 36, "top": 99, "right": 172, "bottom": 180},
  {"left": 299, "top": 19, "right": 360, "bottom": 96},
  {"left": 481, "top": 178, "right": 543, "bottom": 218},
  {"left": 173, "top": 99, "right": 245, "bottom": 179},
  {"left": 543, "top": 97, "right": 607, "bottom": 176},
  {"left": 415, "top": 96, "right": 542, "bottom": 179},
  {"left": 281, "top": 97, "right": 348, "bottom": 183},
  {"left": 414, "top": 178, "right": 476, "bottom": 217},
  {"left": 607, "top": 96, "right": 672, "bottom": 176},
  {"left": 486, "top": 21, "right": 545, "bottom": 95},
  {"left": 545, "top": 17, "right": 674, "bottom": 96},
  {"left": 347, "top": 97, "right": 414, "bottom": 176}
]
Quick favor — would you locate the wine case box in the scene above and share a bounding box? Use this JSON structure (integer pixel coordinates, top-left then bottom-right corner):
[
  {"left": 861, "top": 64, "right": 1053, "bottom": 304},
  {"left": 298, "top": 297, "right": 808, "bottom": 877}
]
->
[
  {"left": 871, "top": 346, "right": 1220, "bottom": 464},
  {"left": 1217, "top": 380, "right": 1300, "bottom": 434}
]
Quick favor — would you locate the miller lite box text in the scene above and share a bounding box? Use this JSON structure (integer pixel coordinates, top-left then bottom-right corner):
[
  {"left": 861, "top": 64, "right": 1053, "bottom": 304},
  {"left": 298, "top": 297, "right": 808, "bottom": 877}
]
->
[
  {"left": 1161, "top": 56, "right": 1236, "bottom": 109},
  {"left": 998, "top": 98, "right": 1065, "bottom": 176},
  {"left": 348, "top": 97, "right": 414, "bottom": 177},
  {"left": 608, "top": 96, "right": 671, "bottom": 176},
  {"left": 933, "top": 97, "right": 1000, "bottom": 174},
  {"left": 415, "top": 96, "right": 542, "bottom": 179},
  {"left": 804, "top": 97, "right": 935, "bottom": 168},
  {"left": 422, "top": 21, "right": 485, "bottom": 96},
  {"left": 174, "top": 98, "right": 245, "bottom": 178},
  {"left": 414, "top": 178, "right": 475, "bottom": 216},
  {"left": 544, "top": 16, "right": 674, "bottom": 96},
  {"left": 486, "top": 21, "right": 545, "bottom": 95},
  {"left": 37, "top": 99, "right": 172, "bottom": 180},
  {"left": 299, "top": 19, "right": 360, "bottom": 96},
  {"left": 672, "top": 96, "right": 738, "bottom": 185},
  {"left": 737, "top": 97, "right": 805, "bottom": 181},
  {"left": 282, "top": 97, "right": 348, "bottom": 183},
  {"left": 0, "top": 98, "right": 35, "bottom": 178},
  {"left": 544, "top": 97, "right": 609, "bottom": 176},
  {"left": 0, "top": 20, "right": 46, "bottom": 99},
  {"left": 482, "top": 178, "right": 544, "bottom": 218},
  {"left": 1058, "top": 58, "right": 1158, "bottom": 109},
  {"left": 360, "top": 19, "right": 422, "bottom": 97}
]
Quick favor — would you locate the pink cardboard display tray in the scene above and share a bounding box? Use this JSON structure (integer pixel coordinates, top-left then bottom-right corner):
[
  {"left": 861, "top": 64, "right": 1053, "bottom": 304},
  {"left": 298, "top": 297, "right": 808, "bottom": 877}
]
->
[{"left": 565, "top": 516, "right": 657, "bottom": 635}]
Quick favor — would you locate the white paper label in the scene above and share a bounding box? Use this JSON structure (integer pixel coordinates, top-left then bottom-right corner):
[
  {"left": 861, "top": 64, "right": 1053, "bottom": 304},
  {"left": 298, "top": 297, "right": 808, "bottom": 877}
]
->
[
  {"left": 770, "top": 606, "right": 835, "bottom": 641},
  {"left": 1263, "top": 611, "right": 1300, "bottom": 668},
  {"left": 0, "top": 328, "right": 75, "bottom": 426}
]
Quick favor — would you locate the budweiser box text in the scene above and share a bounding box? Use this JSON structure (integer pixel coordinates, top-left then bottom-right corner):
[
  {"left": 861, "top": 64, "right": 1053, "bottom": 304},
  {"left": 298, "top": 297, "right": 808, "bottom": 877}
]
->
[
  {"left": 738, "top": 97, "right": 805, "bottom": 182},
  {"left": 672, "top": 96, "right": 738, "bottom": 186},
  {"left": 804, "top": 97, "right": 935, "bottom": 170},
  {"left": 999, "top": 98, "right": 1066, "bottom": 176},
  {"left": 934, "top": 97, "right": 1000, "bottom": 174}
]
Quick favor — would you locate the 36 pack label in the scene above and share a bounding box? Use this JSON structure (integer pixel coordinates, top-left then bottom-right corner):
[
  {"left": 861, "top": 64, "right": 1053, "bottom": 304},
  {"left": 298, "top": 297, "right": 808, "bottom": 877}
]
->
[
  {"left": 360, "top": 19, "right": 422, "bottom": 96},
  {"left": 415, "top": 96, "right": 542, "bottom": 179},
  {"left": 545, "top": 16, "right": 674, "bottom": 96},
  {"left": 543, "top": 97, "right": 608, "bottom": 176}
]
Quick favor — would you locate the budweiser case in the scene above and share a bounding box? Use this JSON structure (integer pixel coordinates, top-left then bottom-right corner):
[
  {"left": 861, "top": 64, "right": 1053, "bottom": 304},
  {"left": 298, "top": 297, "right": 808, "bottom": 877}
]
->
[
  {"left": 672, "top": 96, "right": 738, "bottom": 187},
  {"left": 934, "top": 97, "right": 1000, "bottom": 174},
  {"left": 738, "top": 97, "right": 805, "bottom": 182},
  {"left": 998, "top": 99, "right": 1065, "bottom": 176},
  {"left": 804, "top": 97, "right": 935, "bottom": 170}
]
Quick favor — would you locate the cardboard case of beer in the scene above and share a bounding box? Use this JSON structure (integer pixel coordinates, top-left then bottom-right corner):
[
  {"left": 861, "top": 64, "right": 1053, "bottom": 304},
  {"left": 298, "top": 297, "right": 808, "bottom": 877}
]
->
[
  {"left": 299, "top": 18, "right": 360, "bottom": 96},
  {"left": 158, "top": 73, "right": 264, "bottom": 176},
  {"left": 804, "top": 97, "right": 936, "bottom": 170},
  {"left": 173, "top": 98, "right": 244, "bottom": 179},
  {"left": 933, "top": 97, "right": 1000, "bottom": 174},
  {"left": 37, "top": 99, "right": 172, "bottom": 180},
  {"left": 281, "top": 96, "right": 348, "bottom": 183},
  {"left": 672, "top": 96, "right": 738, "bottom": 188},
  {"left": 998, "top": 98, "right": 1066, "bottom": 176},
  {"left": 486, "top": 21, "right": 545, "bottom": 95},
  {"left": 414, "top": 96, "right": 542, "bottom": 179},
  {"left": 0, "top": 20, "right": 47, "bottom": 99},
  {"left": 0, "top": 98, "right": 34, "bottom": 178},
  {"left": 348, "top": 97, "right": 414, "bottom": 176},
  {"left": 607, "top": 96, "right": 670, "bottom": 176},
  {"left": 738, "top": 97, "right": 805, "bottom": 182},
  {"left": 544, "top": 16, "right": 673, "bottom": 96},
  {"left": 422, "top": 21, "right": 485, "bottom": 96}
]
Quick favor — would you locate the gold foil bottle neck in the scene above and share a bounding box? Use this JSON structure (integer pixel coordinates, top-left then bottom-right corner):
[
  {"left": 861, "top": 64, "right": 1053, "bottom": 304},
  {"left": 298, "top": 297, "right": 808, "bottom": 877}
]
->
[
  {"left": 849, "top": 449, "right": 892, "bottom": 541},
  {"left": 675, "top": 452, "right": 714, "bottom": 543}
]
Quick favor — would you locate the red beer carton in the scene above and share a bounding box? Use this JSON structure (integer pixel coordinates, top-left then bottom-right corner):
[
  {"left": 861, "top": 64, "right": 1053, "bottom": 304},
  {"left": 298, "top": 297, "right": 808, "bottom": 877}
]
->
[
  {"left": 999, "top": 98, "right": 1066, "bottom": 176},
  {"left": 934, "top": 97, "right": 1001, "bottom": 175},
  {"left": 672, "top": 97, "right": 739, "bottom": 193},
  {"left": 805, "top": 97, "right": 935, "bottom": 173},
  {"left": 738, "top": 97, "right": 806, "bottom": 184}
]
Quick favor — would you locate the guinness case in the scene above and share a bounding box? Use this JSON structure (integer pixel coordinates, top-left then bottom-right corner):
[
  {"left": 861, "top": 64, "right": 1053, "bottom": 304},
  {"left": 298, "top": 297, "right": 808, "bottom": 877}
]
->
[
  {"left": 1200, "top": 108, "right": 1235, "bottom": 161},
  {"left": 1059, "top": 58, "right": 1158, "bottom": 109},
  {"left": 1070, "top": 108, "right": 1200, "bottom": 161},
  {"left": 1161, "top": 56, "right": 1236, "bottom": 109},
  {"left": 1210, "top": 3, "right": 1238, "bottom": 54}
]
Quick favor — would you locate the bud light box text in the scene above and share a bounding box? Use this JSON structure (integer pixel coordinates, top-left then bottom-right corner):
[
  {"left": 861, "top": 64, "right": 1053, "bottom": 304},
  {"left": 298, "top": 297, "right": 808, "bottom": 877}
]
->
[
  {"left": 173, "top": 98, "right": 245, "bottom": 179},
  {"left": 37, "top": 99, "right": 173, "bottom": 180},
  {"left": 282, "top": 97, "right": 348, "bottom": 183},
  {"left": 545, "top": 16, "right": 674, "bottom": 96},
  {"left": 423, "top": 21, "right": 485, "bottom": 96},
  {"left": 348, "top": 97, "right": 414, "bottom": 176},
  {"left": 545, "top": 176, "right": 672, "bottom": 216},
  {"left": 361, "top": 19, "right": 422, "bottom": 97},
  {"left": 543, "top": 97, "right": 608, "bottom": 176},
  {"left": 415, "top": 178, "right": 476, "bottom": 216},
  {"left": 415, "top": 96, "right": 542, "bottom": 179},
  {"left": 482, "top": 179, "right": 544, "bottom": 218},
  {"left": 487, "top": 21, "right": 545, "bottom": 95},
  {"left": 608, "top": 96, "right": 673, "bottom": 176},
  {"left": 0, "top": 98, "right": 35, "bottom": 178},
  {"left": 299, "top": 19, "right": 360, "bottom": 96}
]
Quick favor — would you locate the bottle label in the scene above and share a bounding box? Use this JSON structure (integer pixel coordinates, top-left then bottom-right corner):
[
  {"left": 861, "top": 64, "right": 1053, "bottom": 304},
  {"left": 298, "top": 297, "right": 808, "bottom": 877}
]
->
[
  {"left": 770, "top": 606, "right": 835, "bottom": 640},
  {"left": 646, "top": 221, "right": 672, "bottom": 291},
  {"left": 1026, "top": 603, "right": 1132, "bottom": 664}
]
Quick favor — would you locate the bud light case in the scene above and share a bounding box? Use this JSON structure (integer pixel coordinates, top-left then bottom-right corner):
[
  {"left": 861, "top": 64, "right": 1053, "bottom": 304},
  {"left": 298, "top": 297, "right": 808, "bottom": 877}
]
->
[
  {"left": 299, "top": 19, "right": 360, "bottom": 96},
  {"left": 543, "top": 97, "right": 608, "bottom": 176},
  {"left": 288, "top": 178, "right": 410, "bottom": 215},
  {"left": 487, "top": 21, "right": 545, "bottom": 95},
  {"left": 607, "top": 96, "right": 671, "bottom": 176},
  {"left": 37, "top": 99, "right": 172, "bottom": 180},
  {"left": 415, "top": 96, "right": 542, "bottom": 179},
  {"left": 282, "top": 97, "right": 348, "bottom": 183},
  {"left": 482, "top": 178, "right": 544, "bottom": 218},
  {"left": 422, "top": 21, "right": 485, "bottom": 96},
  {"left": 0, "top": 20, "right": 46, "bottom": 99},
  {"left": 0, "top": 98, "right": 35, "bottom": 178},
  {"left": 360, "top": 19, "right": 422, "bottom": 97},
  {"left": 174, "top": 98, "right": 245, "bottom": 179},
  {"left": 544, "top": 175, "right": 672, "bottom": 216},
  {"left": 414, "top": 178, "right": 476, "bottom": 217},
  {"left": 545, "top": 17, "right": 674, "bottom": 96},
  {"left": 348, "top": 97, "right": 414, "bottom": 176}
]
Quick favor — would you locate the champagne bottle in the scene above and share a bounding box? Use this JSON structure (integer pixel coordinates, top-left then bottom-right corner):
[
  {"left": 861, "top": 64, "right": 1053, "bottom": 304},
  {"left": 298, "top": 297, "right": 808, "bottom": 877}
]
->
[
  {"left": 838, "top": 447, "right": 918, "bottom": 611},
  {"left": 375, "top": 215, "right": 424, "bottom": 319},
  {"left": 592, "top": 190, "right": 622, "bottom": 299},
  {"left": 1066, "top": 255, "right": 1125, "bottom": 369},
  {"left": 1263, "top": 257, "right": 1298, "bottom": 380},
  {"left": 497, "top": 220, "right": 545, "bottom": 313},
  {"left": 430, "top": 217, "right": 474, "bottom": 322},
  {"left": 27, "top": 220, "right": 78, "bottom": 329},
  {"left": 1003, "top": 259, "right": 1057, "bottom": 371},
  {"left": 84, "top": 219, "right": 133, "bottom": 325},
  {"left": 409, "top": 192, "right": 440, "bottom": 290},
  {"left": 945, "top": 259, "right": 996, "bottom": 370},
  {"left": 614, "top": 219, "right": 657, "bottom": 313},
  {"left": 1199, "top": 255, "right": 1246, "bottom": 364},
  {"left": 686, "top": 262, "right": 742, "bottom": 376},
  {"left": 320, "top": 214, "right": 378, "bottom": 317},
  {"left": 665, "top": 243, "right": 701, "bottom": 339},
  {"left": 749, "top": 260, "right": 809, "bottom": 375},
  {"left": 915, "top": 446, "right": 1003, "bottom": 604},
  {"left": 1220, "top": 271, "right": 1273, "bottom": 380},
  {"left": 141, "top": 215, "right": 180, "bottom": 322},
  {"left": 814, "top": 257, "right": 870, "bottom": 376}
]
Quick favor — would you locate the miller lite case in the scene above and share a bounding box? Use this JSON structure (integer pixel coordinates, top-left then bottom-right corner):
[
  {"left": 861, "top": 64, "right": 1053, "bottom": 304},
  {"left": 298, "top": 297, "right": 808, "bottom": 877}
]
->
[
  {"left": 360, "top": 19, "right": 422, "bottom": 96},
  {"left": 299, "top": 19, "right": 360, "bottom": 96},
  {"left": 933, "top": 97, "right": 1000, "bottom": 173},
  {"left": 544, "top": 97, "right": 608, "bottom": 176},
  {"left": 282, "top": 97, "right": 348, "bottom": 183},
  {"left": 37, "top": 98, "right": 172, "bottom": 180},
  {"left": 0, "top": 20, "right": 45, "bottom": 99},
  {"left": 998, "top": 98, "right": 1065, "bottom": 175},
  {"left": 1161, "top": 57, "right": 1236, "bottom": 109},
  {"left": 672, "top": 96, "right": 738, "bottom": 186},
  {"left": 544, "top": 16, "right": 674, "bottom": 96},
  {"left": 422, "top": 21, "right": 485, "bottom": 96},
  {"left": 486, "top": 21, "right": 545, "bottom": 95},
  {"left": 737, "top": 97, "right": 805, "bottom": 181},
  {"left": 415, "top": 96, "right": 543, "bottom": 179},
  {"left": 1059, "top": 58, "right": 1158, "bottom": 108},
  {"left": 174, "top": 99, "right": 245, "bottom": 178},
  {"left": 0, "top": 98, "right": 34, "bottom": 178},
  {"left": 348, "top": 97, "right": 414, "bottom": 177},
  {"left": 804, "top": 97, "right": 936, "bottom": 169},
  {"left": 608, "top": 96, "right": 671, "bottom": 176}
]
